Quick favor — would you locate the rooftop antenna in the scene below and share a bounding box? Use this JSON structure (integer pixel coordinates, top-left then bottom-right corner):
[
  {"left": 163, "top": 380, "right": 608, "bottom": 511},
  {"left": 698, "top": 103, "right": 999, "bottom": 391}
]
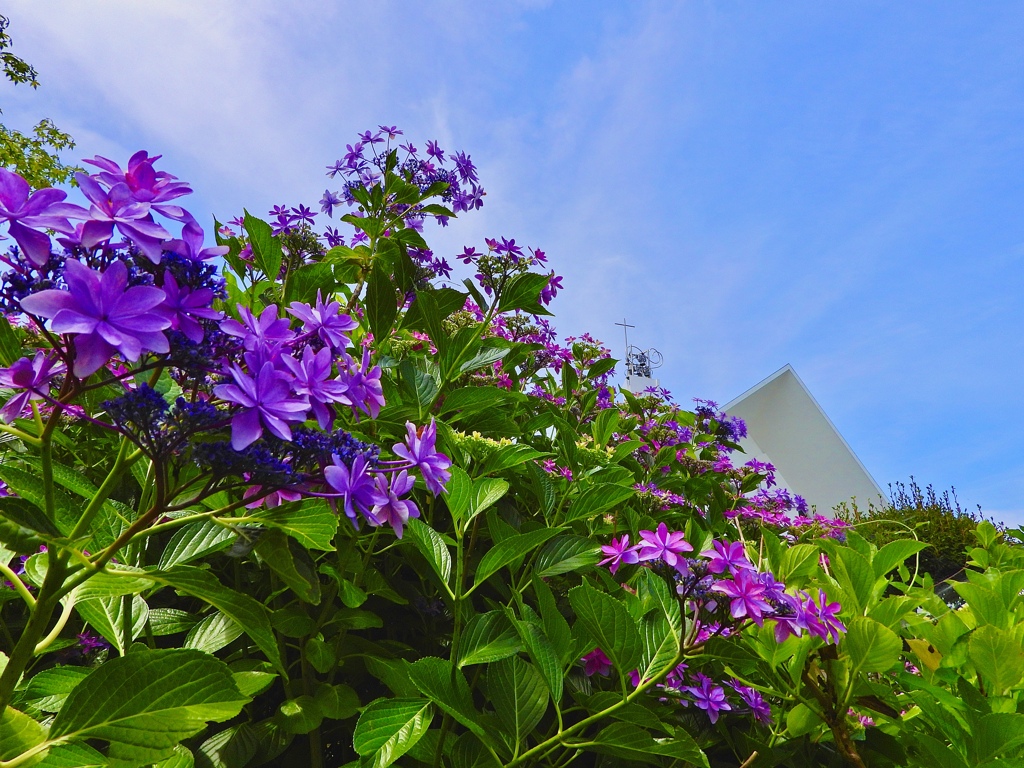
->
[{"left": 615, "top": 318, "right": 663, "bottom": 391}]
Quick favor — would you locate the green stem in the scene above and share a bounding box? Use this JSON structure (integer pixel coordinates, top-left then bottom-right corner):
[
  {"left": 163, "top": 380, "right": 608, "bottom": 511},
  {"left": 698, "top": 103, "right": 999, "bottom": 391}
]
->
[
  {"left": 69, "top": 439, "right": 139, "bottom": 540},
  {"left": 33, "top": 594, "right": 75, "bottom": 654},
  {"left": 0, "top": 562, "right": 35, "bottom": 608}
]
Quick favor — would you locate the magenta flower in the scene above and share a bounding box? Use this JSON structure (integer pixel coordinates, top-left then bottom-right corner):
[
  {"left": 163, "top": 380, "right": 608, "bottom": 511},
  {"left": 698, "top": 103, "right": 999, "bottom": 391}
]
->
[
  {"left": 288, "top": 293, "right": 357, "bottom": 351},
  {"left": 83, "top": 151, "right": 192, "bottom": 206},
  {"left": 167, "top": 219, "right": 229, "bottom": 261},
  {"left": 805, "top": 590, "right": 847, "bottom": 643},
  {"left": 710, "top": 568, "right": 773, "bottom": 626},
  {"left": 159, "top": 272, "right": 222, "bottom": 343},
  {"left": 281, "top": 346, "right": 351, "bottom": 429},
  {"left": 598, "top": 535, "right": 642, "bottom": 575},
  {"left": 581, "top": 648, "right": 612, "bottom": 677},
  {"left": 212, "top": 362, "right": 309, "bottom": 449},
  {"left": 324, "top": 453, "right": 377, "bottom": 524},
  {"left": 243, "top": 485, "right": 302, "bottom": 509},
  {"left": 0, "top": 168, "right": 81, "bottom": 266},
  {"left": 73, "top": 173, "right": 172, "bottom": 263},
  {"left": 637, "top": 523, "right": 693, "bottom": 569},
  {"left": 393, "top": 419, "right": 451, "bottom": 495},
  {"left": 20, "top": 260, "right": 170, "bottom": 377},
  {"left": 685, "top": 677, "right": 732, "bottom": 724},
  {"left": 367, "top": 470, "right": 419, "bottom": 538},
  {"left": 0, "top": 352, "right": 65, "bottom": 422},
  {"left": 700, "top": 540, "right": 752, "bottom": 575},
  {"left": 221, "top": 304, "right": 295, "bottom": 352}
]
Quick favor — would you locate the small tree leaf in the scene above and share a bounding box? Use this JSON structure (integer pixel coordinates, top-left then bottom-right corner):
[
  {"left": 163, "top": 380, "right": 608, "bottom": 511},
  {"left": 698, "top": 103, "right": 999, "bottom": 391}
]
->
[
  {"left": 458, "top": 611, "right": 522, "bottom": 668},
  {"left": 844, "top": 616, "right": 902, "bottom": 674},
  {"left": 487, "top": 657, "right": 547, "bottom": 748},
  {"left": 473, "top": 527, "right": 562, "bottom": 587},
  {"left": 353, "top": 698, "right": 433, "bottom": 768},
  {"left": 568, "top": 583, "right": 643, "bottom": 682}
]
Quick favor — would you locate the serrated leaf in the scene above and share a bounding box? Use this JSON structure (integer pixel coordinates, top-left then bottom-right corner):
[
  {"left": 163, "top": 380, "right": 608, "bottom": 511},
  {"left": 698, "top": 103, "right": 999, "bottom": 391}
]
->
[
  {"left": 0, "top": 706, "right": 44, "bottom": 761},
  {"left": 873, "top": 540, "right": 930, "bottom": 578},
  {"left": 511, "top": 617, "right": 564, "bottom": 703},
  {"left": 404, "top": 518, "right": 451, "bottom": 585},
  {"left": 155, "top": 744, "right": 195, "bottom": 768},
  {"left": 468, "top": 478, "right": 509, "bottom": 525},
  {"left": 969, "top": 625, "right": 1024, "bottom": 695},
  {"left": 33, "top": 741, "right": 107, "bottom": 767},
  {"left": 252, "top": 499, "right": 338, "bottom": 551},
  {"left": 534, "top": 535, "right": 601, "bottom": 577},
  {"left": 243, "top": 212, "right": 282, "bottom": 280},
  {"left": 275, "top": 696, "right": 322, "bottom": 734},
  {"left": 473, "top": 527, "right": 562, "bottom": 587},
  {"left": 0, "top": 464, "right": 79, "bottom": 536},
  {"left": 488, "top": 656, "right": 547, "bottom": 747},
  {"left": 458, "top": 611, "right": 522, "bottom": 668},
  {"left": 444, "top": 467, "right": 472, "bottom": 523},
  {"left": 406, "top": 657, "right": 488, "bottom": 740},
  {"left": 195, "top": 723, "right": 257, "bottom": 768},
  {"left": 255, "top": 528, "right": 321, "bottom": 604},
  {"left": 568, "top": 583, "right": 643, "bottom": 682},
  {"left": 314, "top": 683, "right": 359, "bottom": 720},
  {"left": 563, "top": 483, "right": 635, "bottom": 523},
  {"left": 49, "top": 649, "right": 249, "bottom": 767},
  {"left": 844, "top": 616, "right": 902, "bottom": 674},
  {"left": 159, "top": 521, "right": 235, "bottom": 569},
  {"left": 15, "top": 666, "right": 91, "bottom": 715},
  {"left": 366, "top": 260, "right": 399, "bottom": 341},
  {"left": 585, "top": 722, "right": 708, "bottom": 767},
  {"left": 76, "top": 594, "right": 148, "bottom": 655},
  {"left": 353, "top": 698, "right": 433, "bottom": 768},
  {"left": 185, "top": 612, "right": 243, "bottom": 655},
  {"left": 148, "top": 608, "right": 198, "bottom": 637}
]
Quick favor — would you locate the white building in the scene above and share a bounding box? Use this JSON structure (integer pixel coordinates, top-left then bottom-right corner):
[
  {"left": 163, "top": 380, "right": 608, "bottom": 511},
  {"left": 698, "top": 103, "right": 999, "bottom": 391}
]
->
[{"left": 723, "top": 364, "right": 887, "bottom": 516}]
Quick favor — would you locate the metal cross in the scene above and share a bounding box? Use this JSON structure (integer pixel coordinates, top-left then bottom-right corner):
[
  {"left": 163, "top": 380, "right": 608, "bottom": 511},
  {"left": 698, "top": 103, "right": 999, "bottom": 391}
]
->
[{"left": 614, "top": 319, "right": 634, "bottom": 355}]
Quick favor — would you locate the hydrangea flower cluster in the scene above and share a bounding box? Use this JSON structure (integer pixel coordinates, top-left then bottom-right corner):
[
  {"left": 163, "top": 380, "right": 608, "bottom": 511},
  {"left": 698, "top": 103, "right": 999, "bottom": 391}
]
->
[
  {"left": 0, "top": 155, "right": 452, "bottom": 538},
  {"left": 600, "top": 528, "right": 847, "bottom": 644}
]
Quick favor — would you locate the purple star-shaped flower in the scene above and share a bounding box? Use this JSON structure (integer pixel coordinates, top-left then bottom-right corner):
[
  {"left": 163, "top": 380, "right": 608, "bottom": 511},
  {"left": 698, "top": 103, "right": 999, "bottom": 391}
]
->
[
  {"left": 83, "top": 151, "right": 192, "bottom": 206},
  {"left": 73, "top": 173, "right": 172, "bottom": 263},
  {"left": 0, "top": 168, "right": 81, "bottom": 266},
  {"left": 324, "top": 453, "right": 377, "bottom": 524},
  {"left": 0, "top": 351, "right": 65, "bottom": 423},
  {"left": 598, "top": 535, "right": 642, "bottom": 575},
  {"left": 710, "top": 568, "right": 773, "bottom": 627},
  {"left": 221, "top": 304, "right": 296, "bottom": 352},
  {"left": 159, "top": 272, "right": 222, "bottom": 343},
  {"left": 581, "top": 648, "right": 612, "bottom": 677},
  {"left": 319, "top": 190, "right": 343, "bottom": 218},
  {"left": 425, "top": 140, "right": 445, "bottom": 162},
  {"left": 684, "top": 677, "right": 732, "bottom": 724},
  {"left": 341, "top": 348, "right": 385, "bottom": 419},
  {"left": 392, "top": 419, "right": 451, "bottom": 495},
  {"left": 806, "top": 590, "right": 846, "bottom": 643},
  {"left": 212, "top": 362, "right": 309, "bottom": 449},
  {"left": 700, "top": 540, "right": 752, "bottom": 576},
  {"left": 291, "top": 205, "right": 315, "bottom": 226},
  {"left": 20, "top": 260, "right": 170, "bottom": 377},
  {"left": 167, "top": 219, "right": 229, "bottom": 261},
  {"left": 637, "top": 523, "right": 693, "bottom": 569},
  {"left": 730, "top": 681, "right": 771, "bottom": 724},
  {"left": 367, "top": 470, "right": 419, "bottom": 538},
  {"left": 288, "top": 293, "right": 357, "bottom": 351},
  {"left": 281, "top": 346, "right": 351, "bottom": 429}
]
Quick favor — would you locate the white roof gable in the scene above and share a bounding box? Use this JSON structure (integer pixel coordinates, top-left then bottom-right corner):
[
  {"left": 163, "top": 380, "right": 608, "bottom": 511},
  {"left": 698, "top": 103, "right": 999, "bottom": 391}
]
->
[{"left": 723, "top": 364, "right": 887, "bottom": 516}]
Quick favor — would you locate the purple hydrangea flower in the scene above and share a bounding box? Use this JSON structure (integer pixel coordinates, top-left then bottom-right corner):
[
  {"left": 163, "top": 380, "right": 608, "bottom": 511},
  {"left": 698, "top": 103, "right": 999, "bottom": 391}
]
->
[
  {"left": 221, "top": 304, "right": 295, "bottom": 352},
  {"left": 710, "top": 568, "right": 773, "bottom": 626},
  {"left": 341, "top": 347, "right": 385, "bottom": 419},
  {"left": 212, "top": 362, "right": 309, "bottom": 449},
  {"left": 73, "top": 173, "right": 172, "bottom": 263},
  {"left": 581, "top": 648, "right": 612, "bottom": 677},
  {"left": 82, "top": 151, "right": 192, "bottom": 206},
  {"left": 700, "top": 540, "right": 752, "bottom": 575},
  {"left": 637, "top": 523, "right": 693, "bottom": 570},
  {"left": 159, "top": 272, "right": 222, "bottom": 343},
  {"left": 0, "top": 351, "right": 65, "bottom": 422},
  {"left": 0, "top": 168, "right": 80, "bottom": 266},
  {"left": 730, "top": 681, "right": 771, "bottom": 724},
  {"left": 167, "top": 219, "right": 229, "bottom": 261},
  {"left": 805, "top": 589, "right": 847, "bottom": 643},
  {"left": 288, "top": 294, "right": 357, "bottom": 351},
  {"left": 392, "top": 419, "right": 451, "bottom": 495},
  {"left": 598, "top": 535, "right": 642, "bottom": 575},
  {"left": 324, "top": 453, "right": 377, "bottom": 524},
  {"left": 281, "top": 346, "right": 351, "bottom": 429},
  {"left": 20, "top": 260, "right": 171, "bottom": 377},
  {"left": 367, "top": 470, "right": 419, "bottom": 538},
  {"left": 685, "top": 677, "right": 732, "bottom": 724}
]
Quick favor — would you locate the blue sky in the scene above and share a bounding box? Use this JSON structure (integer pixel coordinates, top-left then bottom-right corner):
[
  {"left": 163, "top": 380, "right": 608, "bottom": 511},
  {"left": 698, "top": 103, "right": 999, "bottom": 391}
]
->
[{"left": 6, "top": 1, "right": 1024, "bottom": 522}]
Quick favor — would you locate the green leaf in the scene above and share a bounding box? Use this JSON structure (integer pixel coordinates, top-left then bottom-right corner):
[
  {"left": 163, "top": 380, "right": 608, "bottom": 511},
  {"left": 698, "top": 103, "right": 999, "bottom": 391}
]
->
[
  {"left": 159, "top": 521, "right": 235, "bottom": 569},
  {"left": 33, "top": 742, "right": 107, "bottom": 767},
  {"left": 285, "top": 262, "right": 335, "bottom": 305},
  {"left": 873, "top": 540, "right": 930, "bottom": 578},
  {"left": 275, "top": 696, "right": 322, "bottom": 735},
  {"left": 49, "top": 649, "right": 249, "bottom": 766},
  {"left": 407, "top": 657, "right": 489, "bottom": 740},
  {"left": 474, "top": 527, "right": 562, "bottom": 587},
  {"left": 148, "top": 608, "right": 199, "bottom": 637},
  {"left": 185, "top": 612, "right": 243, "bottom": 655},
  {"left": 444, "top": 467, "right": 473, "bottom": 523},
  {"left": 844, "top": 616, "right": 902, "bottom": 674},
  {"left": 831, "top": 547, "right": 875, "bottom": 614},
  {"left": 252, "top": 498, "right": 338, "bottom": 551},
  {"left": 534, "top": 535, "right": 601, "bottom": 577},
  {"left": 564, "top": 484, "right": 635, "bottom": 523},
  {"left": 974, "top": 712, "right": 1024, "bottom": 763},
  {"left": 954, "top": 582, "right": 1010, "bottom": 627},
  {"left": 366, "top": 260, "right": 398, "bottom": 341},
  {"left": 533, "top": 577, "right": 573, "bottom": 665},
  {"left": 0, "top": 464, "right": 79, "bottom": 536},
  {"left": 786, "top": 702, "right": 824, "bottom": 737},
  {"left": 255, "top": 528, "right": 321, "bottom": 604},
  {"left": 142, "top": 567, "right": 284, "bottom": 675},
  {"left": 478, "top": 444, "right": 548, "bottom": 477},
  {"left": 15, "top": 666, "right": 91, "bottom": 715},
  {"left": 353, "top": 698, "right": 433, "bottom": 768},
  {"left": 305, "top": 635, "right": 336, "bottom": 675},
  {"left": 777, "top": 544, "right": 820, "bottom": 582},
  {"left": 969, "top": 625, "right": 1024, "bottom": 695},
  {"left": 585, "top": 723, "right": 708, "bottom": 767},
  {"left": 0, "top": 706, "right": 44, "bottom": 761},
  {"left": 314, "top": 683, "right": 359, "bottom": 720},
  {"left": 568, "top": 583, "right": 643, "bottom": 681},
  {"left": 458, "top": 345, "right": 509, "bottom": 375},
  {"left": 511, "top": 617, "right": 564, "bottom": 704},
  {"left": 195, "top": 723, "right": 257, "bottom": 768},
  {"left": 590, "top": 409, "right": 620, "bottom": 448},
  {"left": 497, "top": 272, "right": 552, "bottom": 316},
  {"left": 468, "top": 478, "right": 509, "bottom": 527},
  {"left": 0, "top": 315, "right": 21, "bottom": 367},
  {"left": 398, "top": 360, "right": 438, "bottom": 421},
  {"left": 76, "top": 594, "right": 148, "bottom": 655},
  {"left": 243, "top": 212, "right": 282, "bottom": 280},
  {"left": 488, "top": 656, "right": 547, "bottom": 747},
  {"left": 458, "top": 611, "right": 522, "bottom": 668},
  {"left": 231, "top": 671, "right": 276, "bottom": 699}
]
